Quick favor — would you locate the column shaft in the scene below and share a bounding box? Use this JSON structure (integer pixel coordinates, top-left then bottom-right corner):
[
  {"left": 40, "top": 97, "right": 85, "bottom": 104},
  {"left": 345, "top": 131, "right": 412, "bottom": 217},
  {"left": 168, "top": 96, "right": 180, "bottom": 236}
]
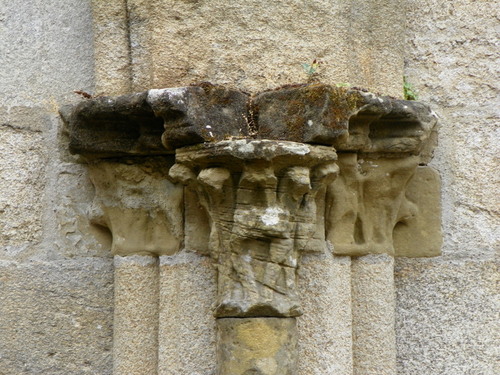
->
[
  {"left": 217, "top": 317, "right": 298, "bottom": 375},
  {"left": 351, "top": 254, "right": 396, "bottom": 375},
  {"left": 113, "top": 255, "right": 159, "bottom": 375},
  {"left": 298, "top": 252, "right": 353, "bottom": 375},
  {"left": 158, "top": 252, "right": 217, "bottom": 375}
]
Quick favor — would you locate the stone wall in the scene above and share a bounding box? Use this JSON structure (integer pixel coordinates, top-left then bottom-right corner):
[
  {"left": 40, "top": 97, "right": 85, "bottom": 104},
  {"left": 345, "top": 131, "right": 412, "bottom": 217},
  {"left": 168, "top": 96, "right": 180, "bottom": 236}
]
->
[
  {"left": 396, "top": 1, "right": 499, "bottom": 373},
  {"left": 0, "top": 1, "right": 497, "bottom": 374},
  {"left": 0, "top": 1, "right": 114, "bottom": 374}
]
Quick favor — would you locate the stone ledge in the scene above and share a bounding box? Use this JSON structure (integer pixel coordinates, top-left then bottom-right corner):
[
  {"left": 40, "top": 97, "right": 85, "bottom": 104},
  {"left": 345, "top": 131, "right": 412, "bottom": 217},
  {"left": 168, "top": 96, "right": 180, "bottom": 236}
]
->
[{"left": 62, "top": 83, "right": 438, "bottom": 158}]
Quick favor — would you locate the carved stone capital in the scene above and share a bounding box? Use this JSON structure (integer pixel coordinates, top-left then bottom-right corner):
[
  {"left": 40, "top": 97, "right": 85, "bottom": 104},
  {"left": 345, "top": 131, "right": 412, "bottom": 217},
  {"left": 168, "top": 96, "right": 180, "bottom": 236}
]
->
[
  {"left": 170, "top": 140, "right": 338, "bottom": 317},
  {"left": 326, "top": 154, "right": 420, "bottom": 256},
  {"left": 87, "top": 157, "right": 183, "bottom": 256},
  {"left": 63, "top": 83, "right": 442, "bottom": 374}
]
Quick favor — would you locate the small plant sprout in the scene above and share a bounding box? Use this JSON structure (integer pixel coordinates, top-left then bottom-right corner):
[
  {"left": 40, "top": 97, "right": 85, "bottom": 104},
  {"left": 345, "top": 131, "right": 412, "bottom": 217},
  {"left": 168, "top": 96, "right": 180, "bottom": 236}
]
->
[
  {"left": 302, "top": 59, "right": 322, "bottom": 76},
  {"left": 403, "top": 76, "right": 418, "bottom": 100},
  {"left": 335, "top": 82, "right": 351, "bottom": 88}
]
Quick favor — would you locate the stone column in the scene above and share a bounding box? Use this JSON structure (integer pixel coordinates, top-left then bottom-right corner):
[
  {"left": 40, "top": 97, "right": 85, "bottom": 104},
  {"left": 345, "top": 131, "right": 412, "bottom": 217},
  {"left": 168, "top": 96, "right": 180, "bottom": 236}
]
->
[
  {"left": 157, "top": 252, "right": 217, "bottom": 375},
  {"left": 113, "top": 255, "right": 159, "bottom": 375},
  {"left": 298, "top": 251, "right": 353, "bottom": 375},
  {"left": 326, "top": 155, "right": 420, "bottom": 375},
  {"left": 351, "top": 255, "right": 396, "bottom": 375},
  {"left": 64, "top": 83, "right": 441, "bottom": 374},
  {"left": 327, "top": 101, "right": 440, "bottom": 374},
  {"left": 170, "top": 140, "right": 338, "bottom": 375},
  {"left": 86, "top": 159, "right": 184, "bottom": 375}
]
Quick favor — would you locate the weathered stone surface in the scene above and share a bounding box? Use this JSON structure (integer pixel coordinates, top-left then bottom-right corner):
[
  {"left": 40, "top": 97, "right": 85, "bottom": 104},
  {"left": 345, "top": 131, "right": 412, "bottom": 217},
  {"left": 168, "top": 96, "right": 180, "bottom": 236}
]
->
[
  {"left": 334, "top": 97, "right": 438, "bottom": 156},
  {"left": 61, "top": 92, "right": 166, "bottom": 158},
  {"left": 170, "top": 140, "right": 338, "bottom": 318},
  {"left": 0, "top": 0, "right": 95, "bottom": 108},
  {"left": 253, "top": 84, "right": 354, "bottom": 144},
  {"left": 118, "top": 0, "right": 406, "bottom": 96},
  {"left": 148, "top": 84, "right": 251, "bottom": 150},
  {"left": 183, "top": 187, "right": 212, "bottom": 256},
  {"left": 158, "top": 252, "right": 217, "bottom": 375},
  {"left": 87, "top": 157, "right": 183, "bottom": 256},
  {"left": 91, "top": 0, "right": 131, "bottom": 96},
  {"left": 217, "top": 317, "right": 298, "bottom": 375},
  {"left": 351, "top": 254, "right": 396, "bottom": 375},
  {"left": 405, "top": 0, "right": 499, "bottom": 261},
  {"left": 395, "top": 258, "right": 499, "bottom": 375},
  {"left": 298, "top": 252, "right": 353, "bottom": 375},
  {"left": 64, "top": 84, "right": 438, "bottom": 154},
  {"left": 0, "top": 123, "right": 46, "bottom": 250},
  {"left": 0, "top": 259, "right": 113, "bottom": 375},
  {"left": 254, "top": 84, "right": 437, "bottom": 151},
  {"left": 393, "top": 166, "right": 442, "bottom": 257},
  {"left": 113, "top": 256, "right": 159, "bottom": 375},
  {"left": 326, "top": 154, "right": 423, "bottom": 256}
]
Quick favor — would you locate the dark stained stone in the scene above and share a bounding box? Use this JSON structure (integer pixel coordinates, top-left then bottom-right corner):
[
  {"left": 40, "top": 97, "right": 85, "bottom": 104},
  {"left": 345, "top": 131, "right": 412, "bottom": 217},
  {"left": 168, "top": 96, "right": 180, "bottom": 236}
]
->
[
  {"left": 147, "top": 83, "right": 250, "bottom": 150},
  {"left": 252, "top": 84, "right": 356, "bottom": 145},
  {"left": 335, "top": 94, "right": 438, "bottom": 155},
  {"left": 60, "top": 91, "right": 166, "bottom": 158},
  {"left": 62, "top": 84, "right": 437, "bottom": 158}
]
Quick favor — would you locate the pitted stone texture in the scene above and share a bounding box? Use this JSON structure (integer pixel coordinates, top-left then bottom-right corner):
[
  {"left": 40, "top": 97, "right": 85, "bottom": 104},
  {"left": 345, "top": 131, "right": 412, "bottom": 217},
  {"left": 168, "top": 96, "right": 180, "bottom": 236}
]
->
[
  {"left": 0, "top": 0, "right": 94, "bottom": 108},
  {"left": 64, "top": 84, "right": 438, "bottom": 154},
  {"left": 0, "top": 124, "right": 46, "bottom": 250},
  {"left": 158, "top": 252, "right": 217, "bottom": 375},
  {"left": 326, "top": 154, "right": 426, "bottom": 256},
  {"left": 217, "top": 317, "right": 298, "bottom": 375},
  {"left": 298, "top": 252, "right": 353, "bottom": 375},
  {"left": 334, "top": 96, "right": 438, "bottom": 157},
  {"left": 351, "top": 254, "right": 396, "bottom": 375},
  {"left": 253, "top": 85, "right": 354, "bottom": 144},
  {"left": 395, "top": 258, "right": 499, "bottom": 375},
  {"left": 254, "top": 85, "right": 437, "bottom": 153},
  {"left": 393, "top": 166, "right": 442, "bottom": 257},
  {"left": 171, "top": 140, "right": 337, "bottom": 318},
  {"left": 113, "top": 256, "right": 159, "bottom": 375},
  {"left": 119, "top": 0, "right": 406, "bottom": 97},
  {"left": 91, "top": 0, "right": 131, "bottom": 96},
  {"left": 405, "top": 0, "right": 499, "bottom": 260},
  {"left": 148, "top": 84, "right": 251, "bottom": 150},
  {"left": 0, "top": 259, "right": 113, "bottom": 375},
  {"left": 88, "top": 157, "right": 183, "bottom": 256}
]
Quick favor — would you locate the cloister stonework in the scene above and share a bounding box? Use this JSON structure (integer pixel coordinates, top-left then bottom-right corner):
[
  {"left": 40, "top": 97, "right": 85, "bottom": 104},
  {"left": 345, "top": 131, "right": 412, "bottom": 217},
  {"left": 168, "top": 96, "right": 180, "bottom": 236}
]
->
[
  {"left": 62, "top": 83, "right": 441, "bottom": 374},
  {"left": 2, "top": 1, "right": 498, "bottom": 375}
]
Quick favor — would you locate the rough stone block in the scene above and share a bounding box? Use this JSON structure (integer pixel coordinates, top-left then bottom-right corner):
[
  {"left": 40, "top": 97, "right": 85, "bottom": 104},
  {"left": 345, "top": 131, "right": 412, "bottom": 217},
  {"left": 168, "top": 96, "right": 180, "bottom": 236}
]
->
[
  {"left": 253, "top": 84, "right": 353, "bottom": 144},
  {"left": 395, "top": 258, "right": 499, "bottom": 375},
  {"left": 0, "top": 124, "right": 46, "bottom": 250},
  {"left": 87, "top": 157, "right": 183, "bottom": 256},
  {"left": 60, "top": 92, "right": 166, "bottom": 158},
  {"left": 393, "top": 166, "right": 442, "bottom": 257},
  {"left": 0, "top": 259, "right": 113, "bottom": 375},
  {"left": 148, "top": 84, "right": 250, "bottom": 150},
  {"left": 217, "top": 317, "right": 298, "bottom": 375}
]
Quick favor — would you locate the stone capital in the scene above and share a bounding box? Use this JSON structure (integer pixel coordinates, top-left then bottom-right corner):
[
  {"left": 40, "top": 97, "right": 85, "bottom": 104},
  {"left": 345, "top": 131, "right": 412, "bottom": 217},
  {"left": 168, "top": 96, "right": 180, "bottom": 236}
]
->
[
  {"left": 87, "top": 157, "right": 183, "bottom": 256},
  {"left": 170, "top": 140, "right": 338, "bottom": 317}
]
